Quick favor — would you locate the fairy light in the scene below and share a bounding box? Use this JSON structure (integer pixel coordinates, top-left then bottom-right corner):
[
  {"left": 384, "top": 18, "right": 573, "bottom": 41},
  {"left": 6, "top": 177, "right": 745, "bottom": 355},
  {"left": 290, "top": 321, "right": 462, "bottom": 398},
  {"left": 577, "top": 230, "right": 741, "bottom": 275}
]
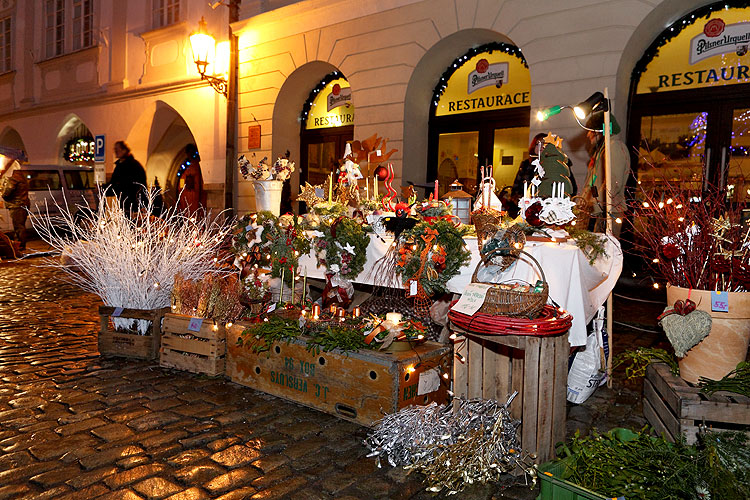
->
[
  {"left": 658, "top": 201, "right": 665, "bottom": 209},
  {"left": 212, "top": 321, "right": 219, "bottom": 331},
  {"left": 653, "top": 283, "right": 660, "bottom": 289},
  {"left": 666, "top": 198, "right": 673, "bottom": 204},
  {"left": 676, "top": 204, "right": 683, "bottom": 209},
  {"left": 652, "top": 258, "right": 659, "bottom": 263},
  {"left": 406, "top": 365, "right": 416, "bottom": 374},
  {"left": 643, "top": 202, "right": 650, "bottom": 208},
  {"left": 226, "top": 322, "right": 233, "bottom": 328},
  {"left": 449, "top": 333, "right": 457, "bottom": 340},
  {"left": 442, "top": 372, "right": 449, "bottom": 380},
  {"left": 615, "top": 218, "right": 622, "bottom": 224},
  {"left": 678, "top": 217, "right": 684, "bottom": 222}
]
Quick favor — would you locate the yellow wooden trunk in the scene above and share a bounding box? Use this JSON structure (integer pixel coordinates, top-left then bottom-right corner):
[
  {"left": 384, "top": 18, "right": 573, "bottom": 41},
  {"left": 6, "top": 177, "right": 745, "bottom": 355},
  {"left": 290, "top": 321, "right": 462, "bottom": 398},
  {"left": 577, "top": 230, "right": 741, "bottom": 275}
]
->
[
  {"left": 226, "top": 323, "right": 451, "bottom": 426},
  {"left": 159, "top": 313, "right": 226, "bottom": 376}
]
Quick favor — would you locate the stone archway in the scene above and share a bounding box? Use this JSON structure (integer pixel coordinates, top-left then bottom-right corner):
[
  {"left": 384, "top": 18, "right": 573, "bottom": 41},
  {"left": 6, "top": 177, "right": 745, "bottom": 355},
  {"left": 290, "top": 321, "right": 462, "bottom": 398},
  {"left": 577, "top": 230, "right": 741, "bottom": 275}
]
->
[
  {"left": 271, "top": 61, "right": 342, "bottom": 200},
  {"left": 402, "top": 29, "right": 516, "bottom": 187},
  {"left": 0, "top": 127, "right": 25, "bottom": 153}
]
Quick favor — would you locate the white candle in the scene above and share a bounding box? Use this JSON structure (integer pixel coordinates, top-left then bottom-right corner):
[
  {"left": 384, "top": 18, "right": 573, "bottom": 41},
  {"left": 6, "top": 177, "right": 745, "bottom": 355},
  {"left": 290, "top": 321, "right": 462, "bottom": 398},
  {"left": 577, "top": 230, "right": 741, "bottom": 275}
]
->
[
  {"left": 386, "top": 312, "right": 402, "bottom": 324},
  {"left": 374, "top": 175, "right": 378, "bottom": 199},
  {"left": 328, "top": 173, "right": 333, "bottom": 203},
  {"left": 366, "top": 177, "right": 369, "bottom": 200}
]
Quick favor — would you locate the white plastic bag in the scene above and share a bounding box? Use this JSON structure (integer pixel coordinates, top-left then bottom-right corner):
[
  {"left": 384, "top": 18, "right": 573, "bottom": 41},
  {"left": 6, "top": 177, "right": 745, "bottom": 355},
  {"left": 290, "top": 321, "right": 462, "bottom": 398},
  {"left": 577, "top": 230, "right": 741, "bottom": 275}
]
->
[{"left": 566, "top": 307, "right": 606, "bottom": 404}]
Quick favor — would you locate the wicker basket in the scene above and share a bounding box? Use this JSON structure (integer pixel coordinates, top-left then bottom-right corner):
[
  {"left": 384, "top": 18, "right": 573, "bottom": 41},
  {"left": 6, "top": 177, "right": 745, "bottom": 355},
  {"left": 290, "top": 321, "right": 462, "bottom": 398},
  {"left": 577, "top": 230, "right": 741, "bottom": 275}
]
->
[
  {"left": 571, "top": 195, "right": 591, "bottom": 229},
  {"left": 471, "top": 207, "right": 503, "bottom": 249},
  {"left": 471, "top": 250, "right": 549, "bottom": 319}
]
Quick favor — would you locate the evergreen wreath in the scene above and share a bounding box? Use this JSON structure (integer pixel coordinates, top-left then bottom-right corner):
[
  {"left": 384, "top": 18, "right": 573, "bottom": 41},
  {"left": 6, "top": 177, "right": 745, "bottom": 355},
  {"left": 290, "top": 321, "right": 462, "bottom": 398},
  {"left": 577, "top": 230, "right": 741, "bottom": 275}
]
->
[
  {"left": 396, "top": 219, "right": 471, "bottom": 296},
  {"left": 232, "top": 211, "right": 311, "bottom": 285},
  {"left": 314, "top": 217, "right": 369, "bottom": 278}
]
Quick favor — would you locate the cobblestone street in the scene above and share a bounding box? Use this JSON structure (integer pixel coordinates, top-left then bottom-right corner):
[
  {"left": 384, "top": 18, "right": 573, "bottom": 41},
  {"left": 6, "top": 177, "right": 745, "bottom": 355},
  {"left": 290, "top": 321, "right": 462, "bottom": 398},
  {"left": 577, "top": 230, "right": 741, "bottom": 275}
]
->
[{"left": 0, "top": 254, "right": 657, "bottom": 500}]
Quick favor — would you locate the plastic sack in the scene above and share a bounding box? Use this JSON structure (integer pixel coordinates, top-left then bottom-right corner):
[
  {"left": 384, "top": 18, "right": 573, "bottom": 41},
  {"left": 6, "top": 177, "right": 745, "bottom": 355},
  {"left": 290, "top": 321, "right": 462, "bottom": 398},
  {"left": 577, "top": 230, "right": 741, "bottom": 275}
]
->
[{"left": 566, "top": 307, "right": 606, "bottom": 404}]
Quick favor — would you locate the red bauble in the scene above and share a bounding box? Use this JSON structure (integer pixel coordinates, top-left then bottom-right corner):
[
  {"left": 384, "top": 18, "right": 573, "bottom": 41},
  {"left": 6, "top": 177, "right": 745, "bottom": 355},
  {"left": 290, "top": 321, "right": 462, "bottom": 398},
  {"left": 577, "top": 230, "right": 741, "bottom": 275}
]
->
[
  {"left": 374, "top": 165, "right": 388, "bottom": 181},
  {"left": 525, "top": 202, "right": 543, "bottom": 226},
  {"left": 661, "top": 243, "right": 681, "bottom": 260}
]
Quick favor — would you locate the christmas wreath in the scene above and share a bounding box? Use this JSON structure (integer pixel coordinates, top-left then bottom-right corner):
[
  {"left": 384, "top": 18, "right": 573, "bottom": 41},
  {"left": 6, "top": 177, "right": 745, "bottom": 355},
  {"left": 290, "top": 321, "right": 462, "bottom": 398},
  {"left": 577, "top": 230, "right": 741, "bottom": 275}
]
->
[
  {"left": 396, "top": 219, "right": 471, "bottom": 296},
  {"left": 232, "top": 211, "right": 311, "bottom": 285},
  {"left": 313, "top": 217, "right": 369, "bottom": 279}
]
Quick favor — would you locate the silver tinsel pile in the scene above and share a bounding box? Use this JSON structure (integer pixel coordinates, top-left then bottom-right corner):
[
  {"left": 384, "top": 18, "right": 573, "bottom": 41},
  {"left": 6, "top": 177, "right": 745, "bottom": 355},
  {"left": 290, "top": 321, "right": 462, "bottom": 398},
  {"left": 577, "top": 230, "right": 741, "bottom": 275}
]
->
[{"left": 365, "top": 394, "right": 533, "bottom": 495}]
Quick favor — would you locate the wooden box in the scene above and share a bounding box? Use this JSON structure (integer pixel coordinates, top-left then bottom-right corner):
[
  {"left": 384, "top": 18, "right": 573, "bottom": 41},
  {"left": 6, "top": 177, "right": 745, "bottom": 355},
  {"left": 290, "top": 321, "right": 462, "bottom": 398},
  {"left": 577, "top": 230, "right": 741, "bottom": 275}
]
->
[
  {"left": 644, "top": 362, "right": 750, "bottom": 444},
  {"left": 98, "top": 306, "right": 171, "bottom": 360},
  {"left": 226, "top": 323, "right": 451, "bottom": 427},
  {"left": 160, "top": 313, "right": 226, "bottom": 376},
  {"left": 451, "top": 329, "right": 569, "bottom": 465}
]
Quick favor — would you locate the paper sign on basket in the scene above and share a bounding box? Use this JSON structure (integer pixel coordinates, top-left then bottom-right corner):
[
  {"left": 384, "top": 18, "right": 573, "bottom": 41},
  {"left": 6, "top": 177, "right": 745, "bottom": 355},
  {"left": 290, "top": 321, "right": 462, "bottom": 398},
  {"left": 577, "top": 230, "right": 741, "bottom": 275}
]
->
[
  {"left": 711, "top": 291, "right": 729, "bottom": 312},
  {"left": 111, "top": 307, "right": 123, "bottom": 317},
  {"left": 451, "top": 283, "right": 493, "bottom": 316},
  {"left": 187, "top": 317, "right": 203, "bottom": 332},
  {"left": 409, "top": 280, "right": 418, "bottom": 296},
  {"left": 417, "top": 368, "right": 441, "bottom": 396}
]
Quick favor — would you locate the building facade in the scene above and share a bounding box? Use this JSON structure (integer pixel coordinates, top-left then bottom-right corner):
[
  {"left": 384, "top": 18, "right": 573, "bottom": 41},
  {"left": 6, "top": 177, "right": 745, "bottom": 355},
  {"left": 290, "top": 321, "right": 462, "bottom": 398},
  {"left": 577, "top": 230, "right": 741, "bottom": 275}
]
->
[{"left": 0, "top": 0, "right": 233, "bottom": 211}]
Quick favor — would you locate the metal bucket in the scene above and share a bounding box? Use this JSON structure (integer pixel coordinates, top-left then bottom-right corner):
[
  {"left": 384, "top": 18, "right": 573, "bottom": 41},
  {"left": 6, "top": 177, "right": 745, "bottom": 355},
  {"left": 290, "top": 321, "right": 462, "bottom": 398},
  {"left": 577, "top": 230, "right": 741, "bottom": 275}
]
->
[{"left": 253, "top": 179, "right": 283, "bottom": 216}]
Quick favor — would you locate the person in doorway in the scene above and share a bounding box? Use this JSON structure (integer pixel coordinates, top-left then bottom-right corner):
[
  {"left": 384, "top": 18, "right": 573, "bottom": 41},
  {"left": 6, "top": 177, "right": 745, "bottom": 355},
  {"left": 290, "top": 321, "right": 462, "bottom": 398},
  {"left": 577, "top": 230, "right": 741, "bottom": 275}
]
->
[
  {"left": 510, "top": 133, "right": 578, "bottom": 218},
  {"left": 177, "top": 144, "right": 205, "bottom": 214},
  {"left": 581, "top": 112, "right": 630, "bottom": 237},
  {"left": 1, "top": 163, "right": 30, "bottom": 250},
  {"left": 106, "top": 141, "right": 147, "bottom": 213}
]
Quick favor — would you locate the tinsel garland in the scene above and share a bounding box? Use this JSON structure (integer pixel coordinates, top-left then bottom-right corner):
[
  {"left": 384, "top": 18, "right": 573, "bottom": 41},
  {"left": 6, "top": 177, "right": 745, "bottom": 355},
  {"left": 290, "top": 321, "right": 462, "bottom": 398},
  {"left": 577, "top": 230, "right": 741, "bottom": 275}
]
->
[
  {"left": 365, "top": 395, "right": 534, "bottom": 495},
  {"left": 397, "top": 220, "right": 471, "bottom": 296}
]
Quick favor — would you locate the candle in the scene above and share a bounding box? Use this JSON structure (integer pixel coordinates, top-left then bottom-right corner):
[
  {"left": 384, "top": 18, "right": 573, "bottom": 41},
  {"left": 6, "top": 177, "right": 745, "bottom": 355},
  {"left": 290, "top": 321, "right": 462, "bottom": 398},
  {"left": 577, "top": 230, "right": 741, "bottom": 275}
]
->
[
  {"left": 337, "top": 308, "right": 346, "bottom": 318},
  {"left": 312, "top": 304, "right": 321, "bottom": 319},
  {"left": 434, "top": 180, "right": 438, "bottom": 200},
  {"left": 291, "top": 265, "right": 296, "bottom": 304},
  {"left": 301, "top": 269, "right": 307, "bottom": 305},
  {"left": 328, "top": 173, "right": 333, "bottom": 203},
  {"left": 330, "top": 304, "right": 337, "bottom": 315},
  {"left": 524, "top": 181, "right": 528, "bottom": 198},
  {"left": 386, "top": 312, "right": 402, "bottom": 324},
  {"left": 365, "top": 177, "right": 369, "bottom": 200},
  {"left": 279, "top": 268, "right": 285, "bottom": 304},
  {"left": 373, "top": 175, "right": 378, "bottom": 199},
  {"left": 353, "top": 306, "right": 361, "bottom": 318}
]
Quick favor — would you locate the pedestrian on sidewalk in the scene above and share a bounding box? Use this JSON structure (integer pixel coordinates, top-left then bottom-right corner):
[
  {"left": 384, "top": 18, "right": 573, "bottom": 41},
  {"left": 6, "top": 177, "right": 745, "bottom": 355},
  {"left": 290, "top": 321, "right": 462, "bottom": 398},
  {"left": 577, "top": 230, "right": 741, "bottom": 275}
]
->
[
  {"left": 105, "top": 141, "right": 147, "bottom": 214},
  {"left": 1, "top": 163, "right": 30, "bottom": 250}
]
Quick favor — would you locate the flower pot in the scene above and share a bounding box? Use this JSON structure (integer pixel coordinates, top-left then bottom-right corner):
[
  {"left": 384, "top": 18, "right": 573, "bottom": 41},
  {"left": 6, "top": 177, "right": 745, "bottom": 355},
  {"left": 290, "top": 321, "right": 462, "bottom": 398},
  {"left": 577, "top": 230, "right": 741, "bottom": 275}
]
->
[
  {"left": 253, "top": 179, "right": 284, "bottom": 216},
  {"left": 667, "top": 285, "right": 750, "bottom": 384}
]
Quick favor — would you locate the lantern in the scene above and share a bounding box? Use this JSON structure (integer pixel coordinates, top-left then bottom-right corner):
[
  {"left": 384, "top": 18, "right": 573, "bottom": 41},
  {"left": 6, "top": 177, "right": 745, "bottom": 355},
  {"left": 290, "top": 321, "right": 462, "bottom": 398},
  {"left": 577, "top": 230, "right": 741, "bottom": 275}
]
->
[{"left": 441, "top": 180, "right": 472, "bottom": 225}]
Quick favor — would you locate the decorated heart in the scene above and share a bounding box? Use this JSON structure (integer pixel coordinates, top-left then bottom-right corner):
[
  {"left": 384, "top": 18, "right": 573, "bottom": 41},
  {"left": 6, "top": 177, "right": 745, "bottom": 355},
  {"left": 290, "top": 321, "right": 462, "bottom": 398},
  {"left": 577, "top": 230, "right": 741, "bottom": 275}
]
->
[{"left": 659, "top": 308, "right": 712, "bottom": 357}]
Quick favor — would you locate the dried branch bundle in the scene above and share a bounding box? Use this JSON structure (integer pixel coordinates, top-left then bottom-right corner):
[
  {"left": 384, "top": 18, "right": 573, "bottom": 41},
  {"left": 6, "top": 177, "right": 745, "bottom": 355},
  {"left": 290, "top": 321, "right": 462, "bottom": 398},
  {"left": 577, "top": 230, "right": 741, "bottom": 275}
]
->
[{"left": 31, "top": 190, "right": 233, "bottom": 333}]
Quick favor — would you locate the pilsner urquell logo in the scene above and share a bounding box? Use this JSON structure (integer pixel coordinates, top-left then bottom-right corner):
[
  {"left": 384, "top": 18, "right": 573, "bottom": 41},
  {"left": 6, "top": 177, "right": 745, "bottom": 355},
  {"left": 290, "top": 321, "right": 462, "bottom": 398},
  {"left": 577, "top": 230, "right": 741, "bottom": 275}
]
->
[
  {"left": 467, "top": 58, "right": 508, "bottom": 94},
  {"left": 327, "top": 83, "right": 352, "bottom": 112},
  {"left": 704, "top": 18, "right": 725, "bottom": 38}
]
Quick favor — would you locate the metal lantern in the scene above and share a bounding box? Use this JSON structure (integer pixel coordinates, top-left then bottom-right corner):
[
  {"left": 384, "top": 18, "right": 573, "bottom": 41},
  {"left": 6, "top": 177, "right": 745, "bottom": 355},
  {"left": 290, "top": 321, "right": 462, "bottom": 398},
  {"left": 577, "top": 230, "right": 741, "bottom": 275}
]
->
[{"left": 441, "top": 180, "right": 472, "bottom": 225}]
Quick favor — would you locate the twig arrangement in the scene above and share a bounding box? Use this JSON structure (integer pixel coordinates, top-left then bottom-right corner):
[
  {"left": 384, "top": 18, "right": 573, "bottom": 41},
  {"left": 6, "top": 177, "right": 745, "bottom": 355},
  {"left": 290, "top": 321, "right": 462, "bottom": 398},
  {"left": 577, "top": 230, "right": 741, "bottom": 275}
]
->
[{"left": 31, "top": 190, "right": 232, "bottom": 333}]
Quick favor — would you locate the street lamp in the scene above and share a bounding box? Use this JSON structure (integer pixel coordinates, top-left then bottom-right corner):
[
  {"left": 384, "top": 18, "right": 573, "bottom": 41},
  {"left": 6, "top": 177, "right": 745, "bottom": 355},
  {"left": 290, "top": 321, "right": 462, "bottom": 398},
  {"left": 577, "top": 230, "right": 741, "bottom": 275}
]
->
[{"left": 189, "top": 17, "right": 228, "bottom": 97}]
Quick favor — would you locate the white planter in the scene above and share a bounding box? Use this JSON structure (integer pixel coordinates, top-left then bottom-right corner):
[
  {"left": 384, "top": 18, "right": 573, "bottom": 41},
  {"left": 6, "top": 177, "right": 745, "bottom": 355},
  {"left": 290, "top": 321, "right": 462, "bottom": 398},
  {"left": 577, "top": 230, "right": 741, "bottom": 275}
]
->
[{"left": 253, "top": 179, "right": 284, "bottom": 216}]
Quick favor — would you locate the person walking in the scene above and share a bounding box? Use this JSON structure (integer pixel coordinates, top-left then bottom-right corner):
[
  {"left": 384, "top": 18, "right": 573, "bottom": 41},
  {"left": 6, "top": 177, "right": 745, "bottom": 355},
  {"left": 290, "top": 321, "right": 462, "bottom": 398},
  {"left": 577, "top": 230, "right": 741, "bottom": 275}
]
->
[
  {"left": 106, "top": 141, "right": 147, "bottom": 213},
  {"left": 1, "top": 163, "right": 30, "bottom": 250}
]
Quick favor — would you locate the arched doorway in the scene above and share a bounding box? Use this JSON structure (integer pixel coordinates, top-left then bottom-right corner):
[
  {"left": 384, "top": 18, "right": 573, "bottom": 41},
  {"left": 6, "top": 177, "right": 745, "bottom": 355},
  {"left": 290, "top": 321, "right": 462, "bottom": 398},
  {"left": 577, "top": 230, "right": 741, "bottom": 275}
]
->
[
  {"left": 427, "top": 42, "right": 531, "bottom": 197},
  {"left": 629, "top": 3, "right": 750, "bottom": 203},
  {"left": 0, "top": 127, "right": 26, "bottom": 154},
  {"left": 299, "top": 71, "right": 355, "bottom": 191}
]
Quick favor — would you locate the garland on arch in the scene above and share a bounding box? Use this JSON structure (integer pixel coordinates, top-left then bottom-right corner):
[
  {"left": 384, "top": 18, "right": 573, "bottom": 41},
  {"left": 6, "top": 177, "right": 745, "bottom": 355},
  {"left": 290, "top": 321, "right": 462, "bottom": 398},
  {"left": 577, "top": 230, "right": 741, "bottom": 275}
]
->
[{"left": 396, "top": 219, "right": 471, "bottom": 297}]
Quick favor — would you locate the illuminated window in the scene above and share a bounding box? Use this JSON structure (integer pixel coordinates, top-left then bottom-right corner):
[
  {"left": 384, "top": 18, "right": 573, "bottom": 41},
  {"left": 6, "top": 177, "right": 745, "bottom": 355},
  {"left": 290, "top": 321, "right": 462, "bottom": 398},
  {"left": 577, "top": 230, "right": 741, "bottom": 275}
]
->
[
  {"left": 153, "top": 0, "right": 180, "bottom": 29},
  {"left": 0, "top": 16, "right": 10, "bottom": 73}
]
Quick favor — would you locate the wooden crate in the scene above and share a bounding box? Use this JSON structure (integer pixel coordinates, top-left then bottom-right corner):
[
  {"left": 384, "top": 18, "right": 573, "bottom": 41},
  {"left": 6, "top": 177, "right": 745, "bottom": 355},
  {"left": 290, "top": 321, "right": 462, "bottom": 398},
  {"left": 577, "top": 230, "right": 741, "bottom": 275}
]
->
[
  {"left": 226, "top": 323, "right": 451, "bottom": 427},
  {"left": 452, "top": 329, "right": 569, "bottom": 465},
  {"left": 98, "top": 306, "right": 170, "bottom": 360},
  {"left": 644, "top": 362, "right": 750, "bottom": 444},
  {"left": 159, "top": 313, "right": 226, "bottom": 376}
]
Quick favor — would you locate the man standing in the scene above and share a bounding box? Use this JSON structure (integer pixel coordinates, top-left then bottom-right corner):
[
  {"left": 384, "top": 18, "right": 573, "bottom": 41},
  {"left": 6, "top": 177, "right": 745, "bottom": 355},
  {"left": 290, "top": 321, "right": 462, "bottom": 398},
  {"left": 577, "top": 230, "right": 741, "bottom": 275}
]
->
[
  {"left": 1, "top": 163, "right": 30, "bottom": 250},
  {"left": 107, "top": 141, "right": 147, "bottom": 213},
  {"left": 582, "top": 112, "right": 630, "bottom": 237}
]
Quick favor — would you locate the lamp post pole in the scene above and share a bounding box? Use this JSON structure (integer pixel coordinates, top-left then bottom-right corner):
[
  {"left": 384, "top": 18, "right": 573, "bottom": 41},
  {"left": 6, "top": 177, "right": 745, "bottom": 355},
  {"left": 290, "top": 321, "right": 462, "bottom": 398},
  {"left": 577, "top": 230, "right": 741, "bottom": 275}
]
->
[
  {"left": 224, "top": 0, "right": 240, "bottom": 215},
  {"left": 603, "top": 87, "right": 614, "bottom": 388}
]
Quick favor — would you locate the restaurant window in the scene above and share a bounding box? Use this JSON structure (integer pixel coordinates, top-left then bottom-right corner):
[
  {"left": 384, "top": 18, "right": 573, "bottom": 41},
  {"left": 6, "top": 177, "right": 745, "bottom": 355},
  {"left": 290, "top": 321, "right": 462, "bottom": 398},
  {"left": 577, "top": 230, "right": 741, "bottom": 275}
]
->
[
  {"left": 0, "top": 15, "right": 10, "bottom": 73},
  {"left": 153, "top": 0, "right": 180, "bottom": 29},
  {"left": 299, "top": 71, "right": 354, "bottom": 190},
  {"left": 428, "top": 42, "right": 531, "bottom": 198},
  {"left": 44, "top": 0, "right": 94, "bottom": 59},
  {"left": 629, "top": 5, "right": 750, "bottom": 203}
]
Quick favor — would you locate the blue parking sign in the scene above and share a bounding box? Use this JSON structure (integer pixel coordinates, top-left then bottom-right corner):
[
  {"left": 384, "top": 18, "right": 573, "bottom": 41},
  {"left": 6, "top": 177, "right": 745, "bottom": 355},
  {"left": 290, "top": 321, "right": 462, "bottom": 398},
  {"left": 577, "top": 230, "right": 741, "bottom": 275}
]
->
[{"left": 94, "top": 135, "right": 106, "bottom": 162}]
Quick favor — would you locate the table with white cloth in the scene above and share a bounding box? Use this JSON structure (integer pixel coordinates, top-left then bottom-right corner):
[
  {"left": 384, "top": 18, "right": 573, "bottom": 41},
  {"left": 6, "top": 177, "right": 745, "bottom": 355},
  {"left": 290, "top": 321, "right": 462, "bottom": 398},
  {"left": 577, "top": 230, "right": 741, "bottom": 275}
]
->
[{"left": 297, "top": 233, "right": 623, "bottom": 346}]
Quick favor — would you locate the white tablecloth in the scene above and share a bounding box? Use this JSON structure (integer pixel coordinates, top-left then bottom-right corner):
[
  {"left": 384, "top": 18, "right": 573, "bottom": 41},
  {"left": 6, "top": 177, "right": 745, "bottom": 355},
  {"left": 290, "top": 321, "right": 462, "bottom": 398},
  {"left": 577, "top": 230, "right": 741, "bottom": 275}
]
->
[{"left": 298, "top": 233, "right": 622, "bottom": 346}]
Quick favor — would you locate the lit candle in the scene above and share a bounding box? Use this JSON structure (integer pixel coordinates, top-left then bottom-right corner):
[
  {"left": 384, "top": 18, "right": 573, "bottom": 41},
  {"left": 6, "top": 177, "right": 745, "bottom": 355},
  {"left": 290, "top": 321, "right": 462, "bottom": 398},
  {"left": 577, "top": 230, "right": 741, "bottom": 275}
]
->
[
  {"left": 386, "top": 312, "right": 402, "bottom": 324},
  {"left": 330, "top": 304, "right": 337, "bottom": 315},
  {"left": 373, "top": 175, "right": 378, "bottom": 199},
  {"left": 353, "top": 306, "right": 361, "bottom": 318},
  {"left": 328, "top": 173, "right": 333, "bottom": 203},
  {"left": 279, "top": 267, "right": 285, "bottom": 304},
  {"left": 337, "top": 308, "right": 346, "bottom": 318},
  {"left": 312, "top": 304, "right": 321, "bottom": 319},
  {"left": 434, "top": 180, "right": 438, "bottom": 200}
]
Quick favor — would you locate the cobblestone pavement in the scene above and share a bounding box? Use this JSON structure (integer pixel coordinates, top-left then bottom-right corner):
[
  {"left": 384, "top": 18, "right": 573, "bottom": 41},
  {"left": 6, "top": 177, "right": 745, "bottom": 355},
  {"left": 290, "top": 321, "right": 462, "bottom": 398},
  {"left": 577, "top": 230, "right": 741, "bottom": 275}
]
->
[{"left": 0, "top": 253, "right": 660, "bottom": 500}]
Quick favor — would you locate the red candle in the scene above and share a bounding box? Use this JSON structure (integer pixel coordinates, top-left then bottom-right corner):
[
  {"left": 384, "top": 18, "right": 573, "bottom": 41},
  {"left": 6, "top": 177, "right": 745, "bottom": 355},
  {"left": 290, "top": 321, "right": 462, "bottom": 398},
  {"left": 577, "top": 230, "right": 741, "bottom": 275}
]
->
[{"left": 434, "top": 180, "right": 438, "bottom": 200}]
